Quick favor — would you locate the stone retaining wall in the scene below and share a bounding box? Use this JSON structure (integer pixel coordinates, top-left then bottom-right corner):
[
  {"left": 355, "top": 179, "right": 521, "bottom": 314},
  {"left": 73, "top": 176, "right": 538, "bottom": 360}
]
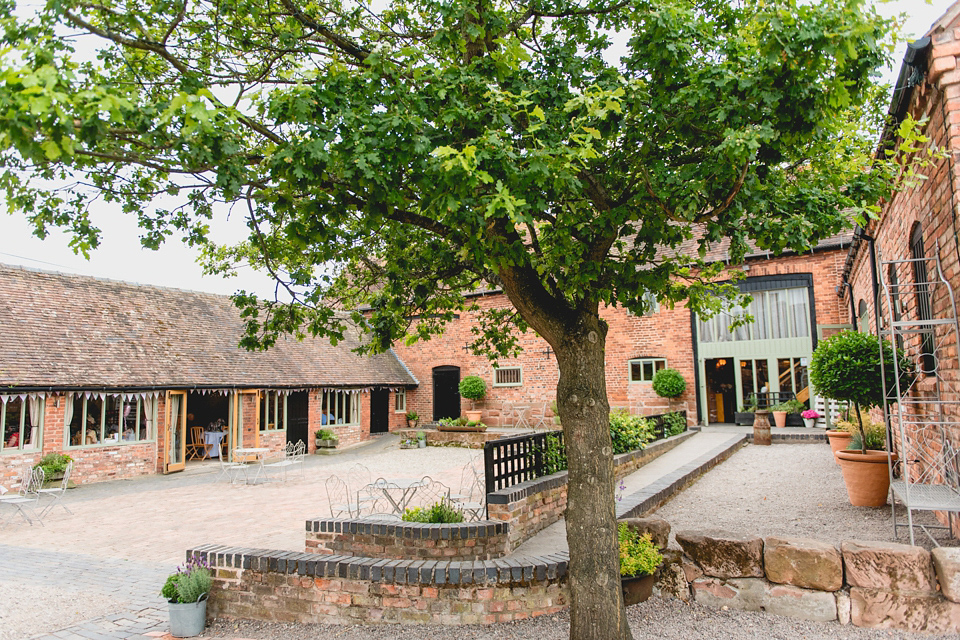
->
[
  {"left": 486, "top": 430, "right": 696, "bottom": 549},
  {"left": 305, "top": 519, "right": 509, "bottom": 561},
  {"left": 190, "top": 544, "right": 569, "bottom": 625},
  {"left": 658, "top": 528, "right": 960, "bottom": 634}
]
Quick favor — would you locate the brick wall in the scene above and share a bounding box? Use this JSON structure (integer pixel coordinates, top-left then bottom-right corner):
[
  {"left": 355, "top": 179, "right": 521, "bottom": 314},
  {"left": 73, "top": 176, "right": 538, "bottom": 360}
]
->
[
  {"left": 193, "top": 544, "right": 568, "bottom": 625},
  {"left": 305, "top": 519, "right": 509, "bottom": 561},
  {"left": 394, "top": 247, "right": 849, "bottom": 428},
  {"left": 843, "top": 18, "right": 960, "bottom": 538}
]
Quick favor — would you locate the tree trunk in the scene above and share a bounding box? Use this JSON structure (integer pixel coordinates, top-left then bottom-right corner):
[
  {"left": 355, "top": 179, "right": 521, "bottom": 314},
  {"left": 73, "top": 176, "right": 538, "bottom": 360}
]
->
[{"left": 554, "top": 315, "right": 632, "bottom": 640}]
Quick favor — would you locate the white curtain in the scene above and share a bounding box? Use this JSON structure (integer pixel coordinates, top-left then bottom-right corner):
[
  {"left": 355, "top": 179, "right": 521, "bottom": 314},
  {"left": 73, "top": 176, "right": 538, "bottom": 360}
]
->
[
  {"left": 62, "top": 394, "right": 74, "bottom": 431},
  {"left": 142, "top": 395, "right": 156, "bottom": 439},
  {"left": 27, "top": 394, "right": 44, "bottom": 448}
]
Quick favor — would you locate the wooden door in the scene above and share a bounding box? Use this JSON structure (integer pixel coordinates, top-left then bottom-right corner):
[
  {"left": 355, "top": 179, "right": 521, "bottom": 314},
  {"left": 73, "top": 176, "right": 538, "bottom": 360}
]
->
[{"left": 165, "top": 391, "right": 187, "bottom": 473}]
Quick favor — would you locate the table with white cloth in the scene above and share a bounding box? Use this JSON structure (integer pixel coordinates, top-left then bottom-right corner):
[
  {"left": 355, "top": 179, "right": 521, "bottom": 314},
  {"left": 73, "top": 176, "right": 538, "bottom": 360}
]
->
[{"left": 204, "top": 431, "right": 226, "bottom": 458}]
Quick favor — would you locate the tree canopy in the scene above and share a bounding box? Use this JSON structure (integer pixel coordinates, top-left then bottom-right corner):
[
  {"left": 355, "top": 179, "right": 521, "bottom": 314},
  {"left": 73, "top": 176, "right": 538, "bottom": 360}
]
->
[{"left": 0, "top": 0, "right": 908, "bottom": 637}]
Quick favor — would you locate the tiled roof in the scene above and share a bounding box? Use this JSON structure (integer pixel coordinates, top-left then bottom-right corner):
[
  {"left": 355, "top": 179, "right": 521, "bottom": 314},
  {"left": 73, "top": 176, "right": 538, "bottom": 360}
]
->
[
  {"left": 0, "top": 264, "right": 417, "bottom": 391},
  {"left": 667, "top": 227, "right": 854, "bottom": 264}
]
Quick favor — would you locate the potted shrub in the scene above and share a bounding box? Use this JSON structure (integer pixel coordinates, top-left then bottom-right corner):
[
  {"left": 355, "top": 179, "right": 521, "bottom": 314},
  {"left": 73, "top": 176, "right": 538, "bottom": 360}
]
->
[
  {"left": 809, "top": 330, "right": 912, "bottom": 506},
  {"left": 801, "top": 408, "right": 820, "bottom": 428},
  {"left": 161, "top": 556, "right": 212, "bottom": 638},
  {"left": 416, "top": 430, "right": 427, "bottom": 448},
  {"left": 769, "top": 402, "right": 790, "bottom": 428},
  {"left": 402, "top": 501, "right": 465, "bottom": 523},
  {"left": 405, "top": 410, "right": 420, "bottom": 429},
  {"left": 315, "top": 428, "right": 338, "bottom": 449},
  {"left": 735, "top": 399, "right": 758, "bottom": 426},
  {"left": 618, "top": 521, "right": 663, "bottom": 605},
  {"left": 458, "top": 375, "right": 486, "bottom": 422}
]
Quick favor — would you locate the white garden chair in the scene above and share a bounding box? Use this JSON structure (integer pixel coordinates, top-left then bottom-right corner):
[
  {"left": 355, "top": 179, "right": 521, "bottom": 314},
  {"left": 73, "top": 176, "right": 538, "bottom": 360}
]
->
[
  {"left": 38, "top": 460, "right": 74, "bottom": 517},
  {"left": 1, "top": 467, "right": 44, "bottom": 527}
]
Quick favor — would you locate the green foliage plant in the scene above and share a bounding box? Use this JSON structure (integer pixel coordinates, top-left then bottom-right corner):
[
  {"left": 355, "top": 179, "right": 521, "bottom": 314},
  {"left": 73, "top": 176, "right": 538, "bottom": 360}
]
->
[
  {"left": 34, "top": 452, "right": 72, "bottom": 476},
  {"left": 651, "top": 369, "right": 686, "bottom": 399},
  {"left": 618, "top": 522, "right": 663, "bottom": 577},
  {"left": 810, "top": 330, "right": 913, "bottom": 454},
  {"left": 161, "top": 557, "right": 212, "bottom": 604},
  {"left": 402, "top": 501, "right": 465, "bottom": 523},
  {"left": 661, "top": 412, "right": 686, "bottom": 437},
  {"left": 458, "top": 376, "right": 487, "bottom": 401},
  {"left": 846, "top": 421, "right": 887, "bottom": 452},
  {"left": 608, "top": 410, "right": 654, "bottom": 455},
  {"left": 416, "top": 430, "right": 426, "bottom": 441},
  {"left": 0, "top": 0, "right": 928, "bottom": 634},
  {"left": 316, "top": 428, "right": 336, "bottom": 440}
]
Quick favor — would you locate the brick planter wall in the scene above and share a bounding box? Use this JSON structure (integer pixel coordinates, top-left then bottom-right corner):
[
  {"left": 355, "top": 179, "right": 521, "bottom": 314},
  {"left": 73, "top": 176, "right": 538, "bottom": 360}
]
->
[
  {"left": 190, "top": 545, "right": 569, "bottom": 625},
  {"left": 486, "top": 430, "right": 696, "bottom": 549},
  {"left": 305, "top": 519, "right": 510, "bottom": 561}
]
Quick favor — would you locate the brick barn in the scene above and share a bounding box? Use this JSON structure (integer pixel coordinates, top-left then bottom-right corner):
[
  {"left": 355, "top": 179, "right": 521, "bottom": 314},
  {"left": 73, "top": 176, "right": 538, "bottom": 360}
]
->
[
  {"left": 0, "top": 264, "right": 416, "bottom": 485},
  {"left": 394, "top": 232, "right": 854, "bottom": 429},
  {"left": 842, "top": 3, "right": 960, "bottom": 539}
]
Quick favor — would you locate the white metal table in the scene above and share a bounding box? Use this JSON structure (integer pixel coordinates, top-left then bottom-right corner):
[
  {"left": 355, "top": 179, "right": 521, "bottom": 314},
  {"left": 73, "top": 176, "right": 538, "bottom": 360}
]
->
[{"left": 233, "top": 447, "right": 271, "bottom": 484}]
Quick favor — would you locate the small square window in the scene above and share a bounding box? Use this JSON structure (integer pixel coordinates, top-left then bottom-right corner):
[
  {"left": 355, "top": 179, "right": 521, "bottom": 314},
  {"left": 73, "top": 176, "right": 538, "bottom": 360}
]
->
[
  {"left": 493, "top": 367, "right": 523, "bottom": 387},
  {"left": 629, "top": 358, "right": 666, "bottom": 382}
]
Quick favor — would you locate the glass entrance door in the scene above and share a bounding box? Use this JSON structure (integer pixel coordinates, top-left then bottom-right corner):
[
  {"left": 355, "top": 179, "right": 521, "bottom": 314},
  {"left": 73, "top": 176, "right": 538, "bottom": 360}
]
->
[{"left": 165, "top": 391, "right": 187, "bottom": 473}]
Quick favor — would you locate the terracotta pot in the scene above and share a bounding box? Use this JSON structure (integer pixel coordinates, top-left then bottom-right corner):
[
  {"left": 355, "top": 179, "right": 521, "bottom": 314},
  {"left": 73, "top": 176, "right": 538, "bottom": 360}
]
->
[
  {"left": 825, "top": 431, "right": 853, "bottom": 465},
  {"left": 834, "top": 450, "right": 897, "bottom": 507},
  {"left": 772, "top": 411, "right": 787, "bottom": 428},
  {"left": 621, "top": 573, "right": 655, "bottom": 606},
  {"left": 464, "top": 410, "right": 483, "bottom": 423}
]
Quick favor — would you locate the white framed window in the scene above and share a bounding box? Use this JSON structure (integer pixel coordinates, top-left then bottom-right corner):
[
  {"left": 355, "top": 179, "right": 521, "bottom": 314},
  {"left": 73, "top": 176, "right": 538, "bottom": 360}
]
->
[
  {"left": 394, "top": 389, "right": 407, "bottom": 412},
  {"left": 66, "top": 392, "right": 157, "bottom": 447},
  {"left": 1, "top": 394, "right": 43, "bottom": 452},
  {"left": 698, "top": 287, "right": 810, "bottom": 344},
  {"left": 259, "top": 391, "right": 287, "bottom": 431},
  {"left": 319, "top": 390, "right": 361, "bottom": 426},
  {"left": 629, "top": 358, "right": 666, "bottom": 383},
  {"left": 493, "top": 366, "right": 523, "bottom": 387}
]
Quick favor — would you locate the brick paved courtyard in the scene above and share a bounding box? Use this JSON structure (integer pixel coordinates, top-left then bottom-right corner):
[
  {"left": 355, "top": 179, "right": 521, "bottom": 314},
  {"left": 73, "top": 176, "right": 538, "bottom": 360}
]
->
[{"left": 0, "top": 437, "right": 477, "bottom": 639}]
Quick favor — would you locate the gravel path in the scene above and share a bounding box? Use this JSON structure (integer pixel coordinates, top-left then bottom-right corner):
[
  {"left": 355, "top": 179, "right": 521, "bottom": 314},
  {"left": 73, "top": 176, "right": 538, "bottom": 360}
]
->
[
  {"left": 0, "top": 582, "right": 126, "bottom": 640},
  {"left": 652, "top": 442, "right": 957, "bottom": 550}
]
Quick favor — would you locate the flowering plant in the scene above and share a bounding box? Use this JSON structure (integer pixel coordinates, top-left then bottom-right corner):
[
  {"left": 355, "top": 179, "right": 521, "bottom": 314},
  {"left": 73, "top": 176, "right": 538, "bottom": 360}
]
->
[
  {"left": 801, "top": 409, "right": 820, "bottom": 420},
  {"left": 161, "top": 556, "right": 212, "bottom": 603}
]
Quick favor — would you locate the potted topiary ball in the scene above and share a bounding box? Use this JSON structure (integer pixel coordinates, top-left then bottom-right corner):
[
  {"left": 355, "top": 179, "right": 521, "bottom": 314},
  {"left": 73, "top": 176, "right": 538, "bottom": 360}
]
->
[
  {"left": 651, "top": 368, "right": 686, "bottom": 399},
  {"left": 809, "top": 330, "right": 913, "bottom": 506},
  {"left": 458, "top": 375, "right": 486, "bottom": 422}
]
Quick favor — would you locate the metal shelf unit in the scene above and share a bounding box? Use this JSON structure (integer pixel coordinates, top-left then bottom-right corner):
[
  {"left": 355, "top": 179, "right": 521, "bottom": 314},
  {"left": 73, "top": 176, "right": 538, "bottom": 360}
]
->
[{"left": 878, "top": 246, "right": 960, "bottom": 546}]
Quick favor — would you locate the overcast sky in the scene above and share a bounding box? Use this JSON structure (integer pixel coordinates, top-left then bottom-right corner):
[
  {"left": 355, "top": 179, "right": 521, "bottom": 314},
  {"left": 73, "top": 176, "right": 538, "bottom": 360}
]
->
[{"left": 0, "top": 0, "right": 951, "bottom": 299}]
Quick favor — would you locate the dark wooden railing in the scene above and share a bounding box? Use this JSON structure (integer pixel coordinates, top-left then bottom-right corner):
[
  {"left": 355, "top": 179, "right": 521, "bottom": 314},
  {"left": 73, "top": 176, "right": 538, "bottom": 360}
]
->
[{"left": 483, "top": 410, "right": 687, "bottom": 494}]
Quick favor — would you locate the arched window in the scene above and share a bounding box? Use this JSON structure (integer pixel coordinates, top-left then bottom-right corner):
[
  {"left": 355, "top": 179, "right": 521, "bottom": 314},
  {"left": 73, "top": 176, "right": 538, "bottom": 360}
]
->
[
  {"left": 858, "top": 300, "right": 869, "bottom": 333},
  {"left": 910, "top": 223, "right": 935, "bottom": 372}
]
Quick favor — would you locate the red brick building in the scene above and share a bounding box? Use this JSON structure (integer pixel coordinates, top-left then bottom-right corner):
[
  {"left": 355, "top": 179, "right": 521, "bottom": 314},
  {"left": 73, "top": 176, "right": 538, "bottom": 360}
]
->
[
  {"left": 395, "top": 233, "right": 853, "bottom": 429},
  {"left": 842, "top": 3, "right": 960, "bottom": 538},
  {"left": 0, "top": 264, "right": 415, "bottom": 484}
]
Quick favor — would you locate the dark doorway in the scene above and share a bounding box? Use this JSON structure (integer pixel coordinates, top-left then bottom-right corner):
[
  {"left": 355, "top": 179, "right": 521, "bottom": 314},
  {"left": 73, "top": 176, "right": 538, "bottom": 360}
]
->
[
  {"left": 286, "top": 391, "right": 309, "bottom": 445},
  {"left": 705, "top": 358, "right": 736, "bottom": 424},
  {"left": 433, "top": 366, "right": 461, "bottom": 421},
  {"left": 370, "top": 388, "right": 390, "bottom": 434}
]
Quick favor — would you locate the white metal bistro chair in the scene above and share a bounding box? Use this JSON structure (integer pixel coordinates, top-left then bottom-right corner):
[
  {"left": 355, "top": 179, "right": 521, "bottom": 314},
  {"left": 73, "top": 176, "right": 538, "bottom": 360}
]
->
[
  {"left": 38, "top": 460, "right": 73, "bottom": 517},
  {"left": 263, "top": 442, "right": 296, "bottom": 482},
  {"left": 216, "top": 450, "right": 247, "bottom": 484},
  {"left": 326, "top": 474, "right": 364, "bottom": 518},
  {"left": 450, "top": 458, "right": 485, "bottom": 521},
  {"left": 1, "top": 467, "right": 44, "bottom": 527}
]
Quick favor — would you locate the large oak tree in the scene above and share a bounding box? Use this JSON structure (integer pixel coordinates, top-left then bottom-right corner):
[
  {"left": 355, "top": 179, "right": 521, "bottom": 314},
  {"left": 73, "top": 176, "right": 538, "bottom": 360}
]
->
[{"left": 1, "top": 0, "right": 901, "bottom": 636}]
